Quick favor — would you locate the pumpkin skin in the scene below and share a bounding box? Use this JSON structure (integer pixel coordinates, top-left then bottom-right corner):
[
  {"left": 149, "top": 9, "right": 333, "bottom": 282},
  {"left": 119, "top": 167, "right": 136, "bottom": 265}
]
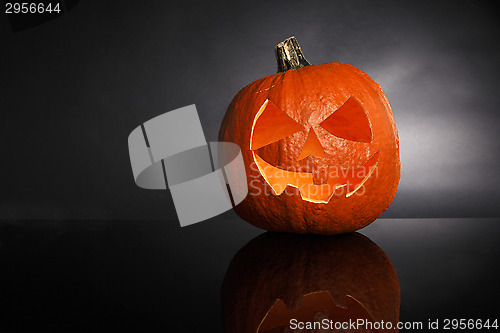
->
[
  {"left": 221, "top": 232, "right": 400, "bottom": 332},
  {"left": 219, "top": 37, "right": 400, "bottom": 235}
]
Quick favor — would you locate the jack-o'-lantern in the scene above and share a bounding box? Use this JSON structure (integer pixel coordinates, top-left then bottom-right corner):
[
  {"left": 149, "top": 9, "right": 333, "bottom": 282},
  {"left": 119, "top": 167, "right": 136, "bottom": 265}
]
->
[
  {"left": 221, "top": 232, "right": 400, "bottom": 332},
  {"left": 219, "top": 36, "right": 400, "bottom": 234}
]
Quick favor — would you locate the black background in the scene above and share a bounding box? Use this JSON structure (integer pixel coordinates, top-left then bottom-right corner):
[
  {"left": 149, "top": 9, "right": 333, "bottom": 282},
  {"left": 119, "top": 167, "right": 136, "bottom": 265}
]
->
[{"left": 1, "top": 0, "right": 499, "bottom": 220}]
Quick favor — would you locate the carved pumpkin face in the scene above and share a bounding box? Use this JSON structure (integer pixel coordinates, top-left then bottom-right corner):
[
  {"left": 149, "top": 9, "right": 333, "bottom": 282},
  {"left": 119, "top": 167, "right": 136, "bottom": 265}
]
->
[
  {"left": 221, "top": 232, "right": 400, "bottom": 333},
  {"left": 219, "top": 37, "right": 400, "bottom": 234},
  {"left": 251, "top": 96, "right": 379, "bottom": 204}
]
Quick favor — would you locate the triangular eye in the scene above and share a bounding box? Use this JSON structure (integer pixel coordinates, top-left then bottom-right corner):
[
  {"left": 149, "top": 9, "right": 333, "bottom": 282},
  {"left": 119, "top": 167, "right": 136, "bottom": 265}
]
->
[
  {"left": 251, "top": 99, "right": 304, "bottom": 150},
  {"left": 319, "top": 97, "right": 372, "bottom": 143}
]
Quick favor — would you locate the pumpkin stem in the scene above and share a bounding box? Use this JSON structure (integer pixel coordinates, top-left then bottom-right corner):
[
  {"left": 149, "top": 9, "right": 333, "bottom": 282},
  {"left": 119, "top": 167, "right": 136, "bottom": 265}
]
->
[{"left": 275, "top": 36, "right": 311, "bottom": 72}]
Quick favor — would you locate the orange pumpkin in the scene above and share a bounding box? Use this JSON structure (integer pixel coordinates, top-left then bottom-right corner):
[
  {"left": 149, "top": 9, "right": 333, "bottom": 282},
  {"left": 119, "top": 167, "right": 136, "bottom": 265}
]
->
[
  {"left": 219, "top": 36, "right": 400, "bottom": 234},
  {"left": 221, "top": 232, "right": 400, "bottom": 332}
]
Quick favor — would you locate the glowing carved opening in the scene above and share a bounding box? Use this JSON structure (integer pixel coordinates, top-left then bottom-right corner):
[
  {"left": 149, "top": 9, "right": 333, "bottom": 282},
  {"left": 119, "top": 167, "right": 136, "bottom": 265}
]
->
[
  {"left": 250, "top": 99, "right": 303, "bottom": 151},
  {"left": 320, "top": 97, "right": 372, "bottom": 143},
  {"left": 257, "top": 291, "right": 375, "bottom": 333},
  {"left": 297, "top": 128, "right": 326, "bottom": 160},
  {"left": 252, "top": 151, "right": 379, "bottom": 203},
  {"left": 250, "top": 99, "right": 378, "bottom": 203}
]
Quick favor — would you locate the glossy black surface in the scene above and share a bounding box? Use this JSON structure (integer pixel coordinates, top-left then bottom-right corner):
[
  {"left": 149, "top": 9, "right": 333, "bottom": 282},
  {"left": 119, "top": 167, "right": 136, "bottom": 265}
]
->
[{"left": 1, "top": 217, "right": 499, "bottom": 332}]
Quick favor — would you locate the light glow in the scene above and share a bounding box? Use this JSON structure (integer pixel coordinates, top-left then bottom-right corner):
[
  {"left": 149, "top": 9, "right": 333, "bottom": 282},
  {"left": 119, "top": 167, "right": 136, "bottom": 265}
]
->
[
  {"left": 250, "top": 99, "right": 378, "bottom": 203},
  {"left": 252, "top": 151, "right": 379, "bottom": 203}
]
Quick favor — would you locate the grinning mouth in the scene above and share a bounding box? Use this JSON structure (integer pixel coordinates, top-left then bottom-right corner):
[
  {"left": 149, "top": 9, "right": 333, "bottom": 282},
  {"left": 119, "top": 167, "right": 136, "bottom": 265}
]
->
[
  {"left": 252, "top": 151, "right": 379, "bottom": 203},
  {"left": 257, "top": 291, "right": 375, "bottom": 333}
]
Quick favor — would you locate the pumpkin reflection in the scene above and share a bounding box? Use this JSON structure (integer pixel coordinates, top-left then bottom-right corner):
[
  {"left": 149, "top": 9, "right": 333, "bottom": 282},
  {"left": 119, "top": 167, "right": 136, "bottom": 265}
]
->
[{"left": 221, "top": 233, "right": 400, "bottom": 332}]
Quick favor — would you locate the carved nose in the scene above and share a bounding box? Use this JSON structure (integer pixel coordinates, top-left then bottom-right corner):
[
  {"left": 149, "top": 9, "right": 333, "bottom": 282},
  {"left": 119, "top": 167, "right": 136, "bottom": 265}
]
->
[{"left": 297, "top": 128, "right": 326, "bottom": 160}]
